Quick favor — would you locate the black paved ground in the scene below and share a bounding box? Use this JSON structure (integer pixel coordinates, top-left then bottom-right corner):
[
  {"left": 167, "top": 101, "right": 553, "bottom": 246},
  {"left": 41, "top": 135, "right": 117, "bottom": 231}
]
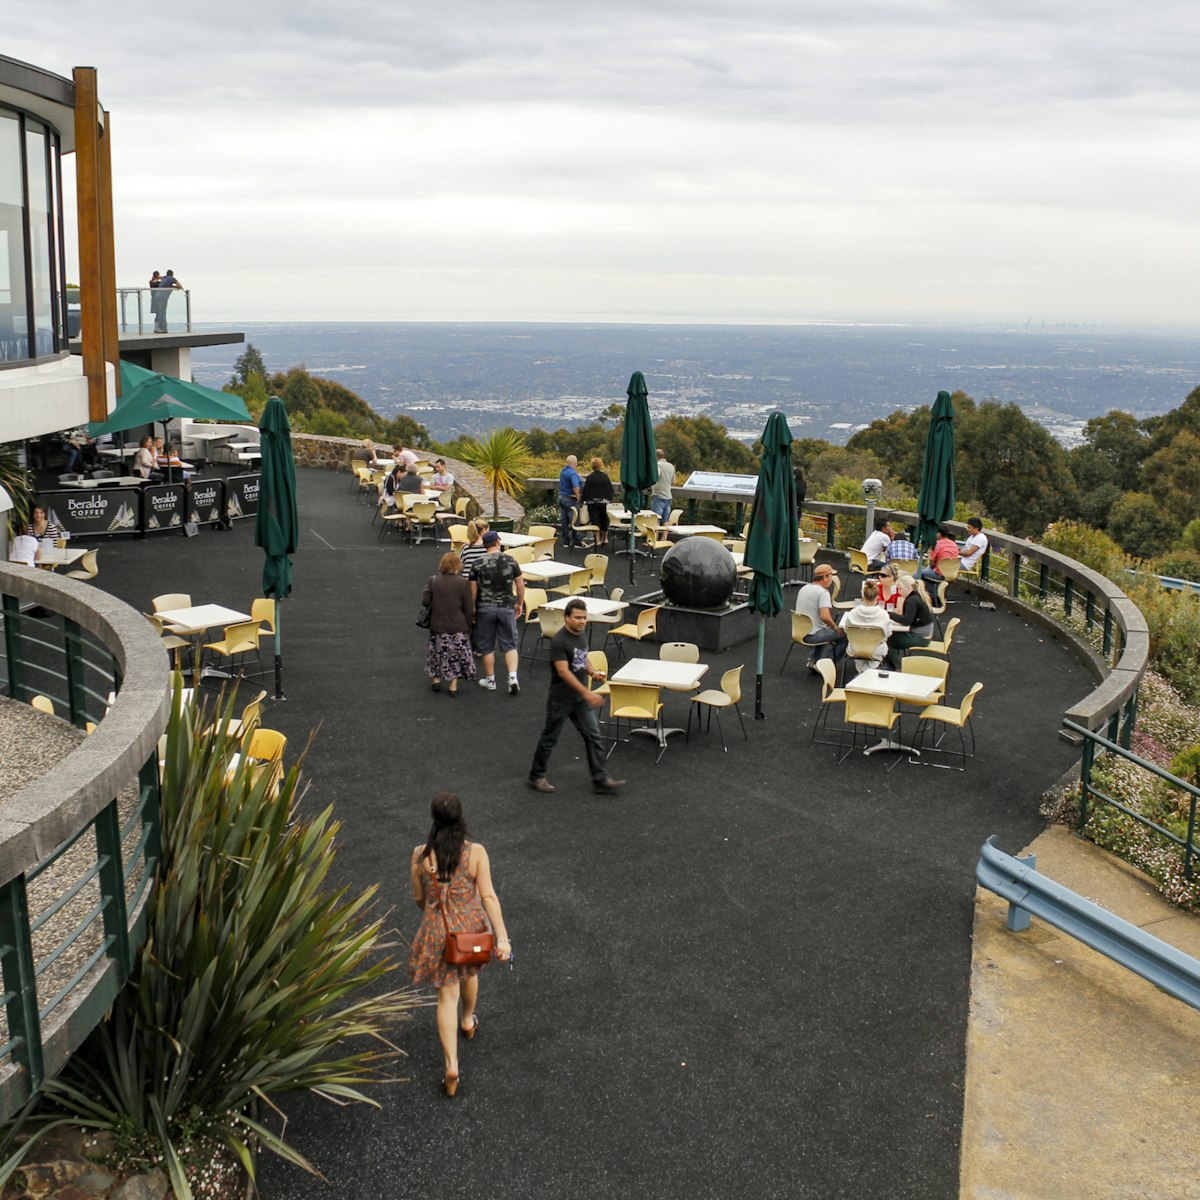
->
[{"left": 81, "top": 466, "right": 1091, "bottom": 1200}]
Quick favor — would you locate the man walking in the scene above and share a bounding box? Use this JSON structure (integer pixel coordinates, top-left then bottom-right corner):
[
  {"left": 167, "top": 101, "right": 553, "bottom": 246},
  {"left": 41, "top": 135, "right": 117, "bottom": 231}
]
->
[
  {"left": 650, "top": 448, "right": 675, "bottom": 522},
  {"left": 559, "top": 454, "right": 583, "bottom": 548},
  {"left": 469, "top": 531, "right": 526, "bottom": 694},
  {"left": 528, "top": 598, "right": 625, "bottom": 795}
]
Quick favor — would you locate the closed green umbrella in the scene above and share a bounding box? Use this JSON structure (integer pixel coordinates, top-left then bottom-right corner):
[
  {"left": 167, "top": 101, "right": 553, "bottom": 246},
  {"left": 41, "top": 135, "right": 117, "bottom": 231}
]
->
[
  {"left": 619, "top": 371, "right": 658, "bottom": 584},
  {"left": 255, "top": 396, "right": 298, "bottom": 699},
  {"left": 916, "top": 390, "right": 956, "bottom": 549},
  {"left": 745, "top": 411, "right": 799, "bottom": 719}
]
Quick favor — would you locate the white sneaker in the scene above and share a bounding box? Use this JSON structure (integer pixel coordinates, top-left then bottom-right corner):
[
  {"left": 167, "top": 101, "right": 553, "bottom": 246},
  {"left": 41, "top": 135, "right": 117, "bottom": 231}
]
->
[
  {"left": 478, "top": 676, "right": 496, "bottom": 691},
  {"left": 508, "top": 677, "right": 520, "bottom": 695}
]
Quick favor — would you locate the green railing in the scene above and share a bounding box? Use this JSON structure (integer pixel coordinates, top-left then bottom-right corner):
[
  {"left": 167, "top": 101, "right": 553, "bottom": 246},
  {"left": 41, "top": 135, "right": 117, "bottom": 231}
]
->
[
  {"left": 1065, "top": 718, "right": 1200, "bottom": 880},
  {"left": 0, "top": 564, "right": 169, "bottom": 1119},
  {"left": 809, "top": 503, "right": 1148, "bottom": 742}
]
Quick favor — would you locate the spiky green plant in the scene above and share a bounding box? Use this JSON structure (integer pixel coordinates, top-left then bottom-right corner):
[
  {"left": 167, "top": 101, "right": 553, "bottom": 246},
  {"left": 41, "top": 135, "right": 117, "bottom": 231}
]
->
[
  {"left": 0, "top": 444, "right": 32, "bottom": 536},
  {"left": 1, "top": 682, "right": 425, "bottom": 1197},
  {"left": 460, "top": 427, "right": 533, "bottom": 519}
]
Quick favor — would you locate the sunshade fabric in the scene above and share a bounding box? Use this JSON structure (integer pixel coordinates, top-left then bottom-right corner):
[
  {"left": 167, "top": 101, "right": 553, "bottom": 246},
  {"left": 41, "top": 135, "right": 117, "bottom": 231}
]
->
[
  {"left": 619, "top": 371, "right": 658, "bottom": 515},
  {"left": 255, "top": 395, "right": 298, "bottom": 600},
  {"left": 745, "top": 411, "right": 799, "bottom": 617},
  {"left": 916, "top": 390, "right": 956, "bottom": 548},
  {"left": 87, "top": 361, "right": 250, "bottom": 436}
]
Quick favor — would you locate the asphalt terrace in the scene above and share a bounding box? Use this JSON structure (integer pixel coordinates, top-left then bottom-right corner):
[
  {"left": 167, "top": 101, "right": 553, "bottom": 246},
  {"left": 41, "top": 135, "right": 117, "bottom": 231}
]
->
[{"left": 83, "top": 464, "right": 1092, "bottom": 1200}]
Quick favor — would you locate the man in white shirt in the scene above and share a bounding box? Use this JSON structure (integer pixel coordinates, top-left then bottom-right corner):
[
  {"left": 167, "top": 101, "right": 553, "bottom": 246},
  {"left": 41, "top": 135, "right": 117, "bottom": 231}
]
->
[
  {"left": 8, "top": 530, "right": 41, "bottom": 566},
  {"left": 794, "top": 563, "right": 846, "bottom": 666},
  {"left": 960, "top": 517, "right": 988, "bottom": 571},
  {"left": 650, "top": 449, "right": 675, "bottom": 522},
  {"left": 860, "top": 520, "right": 893, "bottom": 571}
]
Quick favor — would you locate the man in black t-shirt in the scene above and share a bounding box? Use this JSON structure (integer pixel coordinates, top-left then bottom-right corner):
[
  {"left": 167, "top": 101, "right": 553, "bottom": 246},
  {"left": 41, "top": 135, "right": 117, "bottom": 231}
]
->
[
  {"left": 527, "top": 598, "right": 624, "bottom": 795},
  {"left": 468, "top": 532, "right": 526, "bottom": 693}
]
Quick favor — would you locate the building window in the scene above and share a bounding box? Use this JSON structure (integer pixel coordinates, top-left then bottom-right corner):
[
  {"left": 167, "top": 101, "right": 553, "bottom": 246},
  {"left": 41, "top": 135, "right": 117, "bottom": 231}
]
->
[{"left": 0, "top": 106, "right": 67, "bottom": 365}]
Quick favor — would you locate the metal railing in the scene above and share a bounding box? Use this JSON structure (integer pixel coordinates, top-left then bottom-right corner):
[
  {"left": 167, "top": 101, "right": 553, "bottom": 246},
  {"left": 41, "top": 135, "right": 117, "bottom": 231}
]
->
[
  {"left": 975, "top": 837, "right": 1200, "bottom": 1011},
  {"left": 115, "top": 286, "right": 192, "bottom": 335},
  {"left": 1064, "top": 718, "right": 1200, "bottom": 880},
  {"left": 810, "top": 503, "right": 1148, "bottom": 742},
  {"left": 0, "top": 564, "right": 169, "bottom": 1119}
]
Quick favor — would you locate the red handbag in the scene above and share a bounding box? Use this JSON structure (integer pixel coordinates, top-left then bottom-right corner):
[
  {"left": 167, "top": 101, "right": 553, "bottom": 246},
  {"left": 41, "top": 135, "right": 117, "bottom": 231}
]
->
[{"left": 440, "top": 883, "right": 494, "bottom": 966}]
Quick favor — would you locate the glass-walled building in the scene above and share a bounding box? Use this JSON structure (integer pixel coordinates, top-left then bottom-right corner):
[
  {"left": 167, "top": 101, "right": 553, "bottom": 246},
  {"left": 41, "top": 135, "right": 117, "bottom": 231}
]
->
[{"left": 0, "top": 55, "right": 111, "bottom": 446}]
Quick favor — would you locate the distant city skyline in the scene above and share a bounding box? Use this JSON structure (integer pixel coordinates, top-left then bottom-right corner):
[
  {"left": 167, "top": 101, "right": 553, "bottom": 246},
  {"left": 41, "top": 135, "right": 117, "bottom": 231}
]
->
[{"left": 8, "top": 2, "right": 1200, "bottom": 328}]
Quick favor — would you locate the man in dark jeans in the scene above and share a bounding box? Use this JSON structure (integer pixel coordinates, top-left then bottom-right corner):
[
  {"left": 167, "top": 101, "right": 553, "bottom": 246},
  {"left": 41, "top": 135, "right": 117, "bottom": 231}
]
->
[
  {"left": 528, "top": 598, "right": 625, "bottom": 795},
  {"left": 558, "top": 454, "right": 583, "bottom": 548},
  {"left": 469, "top": 531, "right": 526, "bottom": 694}
]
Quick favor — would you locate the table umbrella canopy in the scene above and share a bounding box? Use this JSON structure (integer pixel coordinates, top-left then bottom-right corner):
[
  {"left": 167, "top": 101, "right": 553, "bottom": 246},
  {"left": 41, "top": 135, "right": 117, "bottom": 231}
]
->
[
  {"left": 745, "top": 412, "right": 799, "bottom": 619},
  {"left": 619, "top": 371, "right": 658, "bottom": 515},
  {"left": 916, "top": 390, "right": 956, "bottom": 548},
  {"left": 87, "top": 361, "right": 250, "bottom": 436},
  {"left": 255, "top": 395, "right": 298, "bottom": 601}
]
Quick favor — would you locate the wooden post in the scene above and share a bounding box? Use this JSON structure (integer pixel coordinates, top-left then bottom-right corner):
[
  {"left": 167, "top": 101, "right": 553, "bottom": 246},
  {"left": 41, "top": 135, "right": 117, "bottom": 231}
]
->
[{"left": 73, "top": 68, "right": 117, "bottom": 421}]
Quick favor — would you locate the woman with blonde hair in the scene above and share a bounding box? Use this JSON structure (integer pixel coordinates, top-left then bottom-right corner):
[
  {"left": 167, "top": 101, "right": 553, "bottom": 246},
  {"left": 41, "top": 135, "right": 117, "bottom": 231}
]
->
[
  {"left": 422, "top": 553, "right": 476, "bottom": 696},
  {"left": 839, "top": 577, "right": 892, "bottom": 671},
  {"left": 409, "top": 792, "right": 512, "bottom": 1097},
  {"left": 459, "top": 518, "right": 490, "bottom": 574}
]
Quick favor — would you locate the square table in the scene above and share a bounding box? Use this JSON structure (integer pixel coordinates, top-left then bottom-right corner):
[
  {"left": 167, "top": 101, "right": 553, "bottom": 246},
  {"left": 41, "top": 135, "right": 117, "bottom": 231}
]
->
[
  {"left": 520, "top": 560, "right": 581, "bottom": 585},
  {"left": 542, "top": 595, "right": 626, "bottom": 642},
  {"left": 610, "top": 657, "right": 709, "bottom": 750},
  {"left": 667, "top": 524, "right": 728, "bottom": 539},
  {"left": 60, "top": 476, "right": 144, "bottom": 488},
  {"left": 37, "top": 546, "right": 89, "bottom": 570},
  {"left": 497, "top": 532, "right": 540, "bottom": 548},
  {"left": 844, "top": 667, "right": 941, "bottom": 757},
  {"left": 155, "top": 604, "right": 254, "bottom": 684}
]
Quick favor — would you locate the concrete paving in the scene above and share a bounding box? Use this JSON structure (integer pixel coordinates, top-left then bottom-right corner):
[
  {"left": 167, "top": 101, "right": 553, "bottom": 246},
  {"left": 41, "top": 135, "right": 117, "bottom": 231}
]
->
[{"left": 69, "top": 463, "right": 1185, "bottom": 1200}]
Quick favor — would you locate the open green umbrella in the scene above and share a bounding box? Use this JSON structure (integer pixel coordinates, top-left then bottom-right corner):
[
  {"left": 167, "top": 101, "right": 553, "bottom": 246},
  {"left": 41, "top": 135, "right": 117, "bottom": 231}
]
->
[
  {"left": 618, "top": 371, "right": 658, "bottom": 585},
  {"left": 916, "top": 390, "right": 956, "bottom": 549},
  {"left": 89, "top": 361, "right": 250, "bottom": 436},
  {"left": 255, "top": 396, "right": 298, "bottom": 699},
  {"left": 745, "top": 411, "right": 799, "bottom": 719}
]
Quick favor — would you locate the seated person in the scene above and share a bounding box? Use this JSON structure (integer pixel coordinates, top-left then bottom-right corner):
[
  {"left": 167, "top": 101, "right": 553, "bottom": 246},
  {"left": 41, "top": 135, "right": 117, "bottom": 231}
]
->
[
  {"left": 839, "top": 578, "right": 892, "bottom": 671},
  {"left": 884, "top": 575, "right": 935, "bottom": 668},
  {"left": 382, "top": 463, "right": 405, "bottom": 510},
  {"left": 859, "top": 520, "right": 892, "bottom": 571},
  {"left": 352, "top": 438, "right": 378, "bottom": 467},
  {"left": 430, "top": 459, "right": 454, "bottom": 489},
  {"left": 794, "top": 563, "right": 846, "bottom": 665},
  {"left": 920, "top": 526, "right": 961, "bottom": 583},
  {"left": 960, "top": 517, "right": 988, "bottom": 571},
  {"left": 28, "top": 503, "right": 63, "bottom": 543},
  {"left": 132, "top": 436, "right": 162, "bottom": 481},
  {"left": 8, "top": 525, "right": 42, "bottom": 566},
  {"left": 62, "top": 436, "right": 85, "bottom": 474},
  {"left": 156, "top": 442, "right": 192, "bottom": 480},
  {"left": 394, "top": 445, "right": 419, "bottom": 469},
  {"left": 397, "top": 464, "right": 423, "bottom": 494},
  {"left": 886, "top": 525, "right": 918, "bottom": 564},
  {"left": 875, "top": 563, "right": 902, "bottom": 612}
]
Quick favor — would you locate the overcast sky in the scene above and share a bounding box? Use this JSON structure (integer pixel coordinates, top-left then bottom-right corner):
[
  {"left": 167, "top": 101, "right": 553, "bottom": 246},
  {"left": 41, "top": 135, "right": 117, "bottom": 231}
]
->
[{"left": 9, "top": 2, "right": 1200, "bottom": 326}]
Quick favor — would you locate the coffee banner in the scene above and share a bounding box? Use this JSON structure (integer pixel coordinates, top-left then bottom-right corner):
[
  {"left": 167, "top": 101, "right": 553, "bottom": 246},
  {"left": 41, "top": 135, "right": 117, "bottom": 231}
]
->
[
  {"left": 42, "top": 488, "right": 141, "bottom": 537},
  {"left": 142, "top": 484, "right": 187, "bottom": 532},
  {"left": 225, "top": 473, "right": 260, "bottom": 520},
  {"left": 188, "top": 478, "right": 225, "bottom": 525}
]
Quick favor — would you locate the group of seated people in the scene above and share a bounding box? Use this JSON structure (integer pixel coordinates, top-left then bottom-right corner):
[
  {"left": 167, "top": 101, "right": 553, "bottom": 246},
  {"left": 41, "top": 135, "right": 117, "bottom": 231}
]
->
[{"left": 860, "top": 517, "right": 988, "bottom": 582}]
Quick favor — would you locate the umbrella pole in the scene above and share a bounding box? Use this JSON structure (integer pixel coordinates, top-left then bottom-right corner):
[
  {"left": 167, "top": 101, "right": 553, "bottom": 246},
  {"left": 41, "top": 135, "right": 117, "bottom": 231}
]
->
[
  {"left": 755, "top": 617, "right": 766, "bottom": 719},
  {"left": 273, "top": 600, "right": 285, "bottom": 700}
]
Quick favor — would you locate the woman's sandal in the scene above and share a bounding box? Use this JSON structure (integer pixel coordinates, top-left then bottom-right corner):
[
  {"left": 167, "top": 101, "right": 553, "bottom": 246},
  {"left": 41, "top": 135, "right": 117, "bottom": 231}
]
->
[
  {"left": 431, "top": 680, "right": 441, "bottom": 692},
  {"left": 460, "top": 1014, "right": 480, "bottom": 1041},
  {"left": 443, "top": 1071, "right": 460, "bottom": 1097}
]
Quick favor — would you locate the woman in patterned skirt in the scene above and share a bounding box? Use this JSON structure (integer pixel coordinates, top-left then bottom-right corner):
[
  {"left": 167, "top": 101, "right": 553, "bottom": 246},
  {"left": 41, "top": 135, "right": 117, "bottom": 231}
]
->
[
  {"left": 422, "top": 552, "right": 476, "bottom": 696},
  {"left": 409, "top": 791, "right": 512, "bottom": 1096}
]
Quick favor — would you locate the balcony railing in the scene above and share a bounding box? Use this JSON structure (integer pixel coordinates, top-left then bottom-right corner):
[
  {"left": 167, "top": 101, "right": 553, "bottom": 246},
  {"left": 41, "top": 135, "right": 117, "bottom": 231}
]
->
[
  {"left": 0, "top": 564, "right": 169, "bottom": 1119},
  {"left": 115, "top": 287, "right": 192, "bottom": 336}
]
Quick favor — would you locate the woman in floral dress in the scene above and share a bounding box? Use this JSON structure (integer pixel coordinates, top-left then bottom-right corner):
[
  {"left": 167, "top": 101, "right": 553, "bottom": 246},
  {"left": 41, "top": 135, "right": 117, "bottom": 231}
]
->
[
  {"left": 409, "top": 792, "right": 512, "bottom": 1096},
  {"left": 422, "top": 552, "right": 476, "bottom": 696}
]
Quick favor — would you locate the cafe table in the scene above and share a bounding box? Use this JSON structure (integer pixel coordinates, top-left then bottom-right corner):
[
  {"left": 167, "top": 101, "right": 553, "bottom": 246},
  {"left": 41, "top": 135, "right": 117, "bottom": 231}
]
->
[
  {"left": 542, "top": 595, "right": 625, "bottom": 642},
  {"left": 843, "top": 667, "right": 941, "bottom": 758},
  {"left": 497, "top": 531, "right": 540, "bottom": 548},
  {"left": 519, "top": 560, "right": 580, "bottom": 586},
  {"left": 59, "top": 476, "right": 144, "bottom": 488},
  {"left": 610, "top": 657, "right": 709, "bottom": 748},
  {"left": 36, "top": 546, "right": 90, "bottom": 570},
  {"left": 666, "top": 524, "right": 728, "bottom": 540},
  {"left": 154, "top": 603, "right": 253, "bottom": 684}
]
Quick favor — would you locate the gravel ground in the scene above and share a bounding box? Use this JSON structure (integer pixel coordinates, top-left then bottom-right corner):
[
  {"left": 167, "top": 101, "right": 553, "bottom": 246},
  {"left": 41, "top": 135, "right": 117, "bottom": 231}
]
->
[{"left": 0, "top": 698, "right": 145, "bottom": 1043}]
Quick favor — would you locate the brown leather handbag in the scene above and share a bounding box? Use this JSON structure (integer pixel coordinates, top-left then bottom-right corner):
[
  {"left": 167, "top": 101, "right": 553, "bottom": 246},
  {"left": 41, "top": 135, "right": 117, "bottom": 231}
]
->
[{"left": 441, "top": 883, "right": 494, "bottom": 966}]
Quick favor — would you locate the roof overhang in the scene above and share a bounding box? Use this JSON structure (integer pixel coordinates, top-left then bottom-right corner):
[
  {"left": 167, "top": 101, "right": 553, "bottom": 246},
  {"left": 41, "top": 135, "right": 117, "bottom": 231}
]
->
[{"left": 0, "top": 54, "right": 105, "bottom": 153}]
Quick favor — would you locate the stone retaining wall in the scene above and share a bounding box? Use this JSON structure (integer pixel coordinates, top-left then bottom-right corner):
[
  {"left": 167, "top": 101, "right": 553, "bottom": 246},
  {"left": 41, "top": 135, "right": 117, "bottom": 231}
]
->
[{"left": 289, "top": 434, "right": 525, "bottom": 528}]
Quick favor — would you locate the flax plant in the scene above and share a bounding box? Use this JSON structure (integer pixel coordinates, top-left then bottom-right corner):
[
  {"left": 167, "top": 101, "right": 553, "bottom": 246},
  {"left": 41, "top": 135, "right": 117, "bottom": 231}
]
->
[
  {"left": 2, "top": 682, "right": 423, "bottom": 1197},
  {"left": 461, "top": 427, "right": 533, "bottom": 520}
]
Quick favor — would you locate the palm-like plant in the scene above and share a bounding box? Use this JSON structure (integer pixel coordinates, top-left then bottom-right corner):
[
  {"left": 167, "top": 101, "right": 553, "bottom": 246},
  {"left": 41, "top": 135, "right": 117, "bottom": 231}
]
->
[
  {"left": 461, "top": 427, "right": 533, "bottom": 519},
  {"left": 0, "top": 445, "right": 32, "bottom": 536},
  {"left": 5, "top": 682, "right": 425, "bottom": 1197}
]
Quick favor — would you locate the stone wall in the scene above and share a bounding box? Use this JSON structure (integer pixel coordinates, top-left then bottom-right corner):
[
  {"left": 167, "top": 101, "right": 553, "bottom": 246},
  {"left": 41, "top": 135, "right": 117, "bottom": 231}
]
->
[{"left": 289, "top": 434, "right": 526, "bottom": 528}]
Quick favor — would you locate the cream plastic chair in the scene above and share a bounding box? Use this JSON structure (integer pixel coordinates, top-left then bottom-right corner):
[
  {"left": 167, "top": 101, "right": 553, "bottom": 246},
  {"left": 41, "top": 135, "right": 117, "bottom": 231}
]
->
[
  {"left": 660, "top": 642, "right": 700, "bottom": 664},
  {"left": 687, "top": 666, "right": 747, "bottom": 751},
  {"left": 849, "top": 548, "right": 885, "bottom": 577},
  {"left": 145, "top": 613, "right": 190, "bottom": 669},
  {"left": 572, "top": 505, "right": 599, "bottom": 547},
  {"left": 928, "top": 579, "right": 950, "bottom": 637},
  {"left": 899, "top": 655, "right": 949, "bottom": 708},
  {"left": 527, "top": 525, "right": 558, "bottom": 559},
  {"left": 797, "top": 538, "right": 819, "bottom": 582},
  {"left": 454, "top": 496, "right": 472, "bottom": 522},
  {"left": 913, "top": 682, "right": 983, "bottom": 769},
  {"left": 923, "top": 616, "right": 961, "bottom": 658},
  {"left": 508, "top": 545, "right": 535, "bottom": 564},
  {"left": 606, "top": 682, "right": 665, "bottom": 764},
  {"left": 518, "top": 588, "right": 548, "bottom": 654},
  {"left": 30, "top": 694, "right": 54, "bottom": 715},
  {"left": 152, "top": 592, "right": 191, "bottom": 615},
  {"left": 780, "top": 610, "right": 823, "bottom": 675},
  {"left": 354, "top": 466, "right": 374, "bottom": 502},
  {"left": 586, "top": 650, "right": 611, "bottom": 697},
  {"left": 243, "top": 727, "right": 287, "bottom": 791},
  {"left": 608, "top": 586, "right": 624, "bottom": 605},
  {"left": 207, "top": 689, "right": 268, "bottom": 740},
  {"left": 890, "top": 557, "right": 920, "bottom": 578},
  {"left": 448, "top": 524, "right": 470, "bottom": 554},
  {"left": 843, "top": 623, "right": 887, "bottom": 679},
  {"left": 530, "top": 606, "right": 566, "bottom": 667},
  {"left": 810, "top": 658, "right": 847, "bottom": 745},
  {"left": 549, "top": 568, "right": 591, "bottom": 598},
  {"left": 65, "top": 550, "right": 99, "bottom": 581},
  {"left": 606, "top": 605, "right": 659, "bottom": 661},
  {"left": 838, "top": 691, "right": 903, "bottom": 772},
  {"left": 584, "top": 553, "right": 610, "bottom": 596},
  {"left": 410, "top": 501, "right": 439, "bottom": 544},
  {"left": 251, "top": 598, "right": 276, "bottom": 635}
]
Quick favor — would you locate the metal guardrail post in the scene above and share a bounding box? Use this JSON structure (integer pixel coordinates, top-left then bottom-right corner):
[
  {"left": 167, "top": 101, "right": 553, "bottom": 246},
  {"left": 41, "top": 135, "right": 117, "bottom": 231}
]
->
[
  {"left": 1103, "top": 609, "right": 1114, "bottom": 657},
  {"left": 1064, "top": 577, "right": 1074, "bottom": 618},
  {"left": 2, "top": 593, "right": 25, "bottom": 701},
  {"left": 0, "top": 877, "right": 44, "bottom": 1097},
  {"left": 138, "top": 752, "right": 162, "bottom": 870},
  {"left": 1008, "top": 551, "right": 1021, "bottom": 598},
  {"left": 1079, "top": 736, "right": 1094, "bottom": 826},
  {"left": 1006, "top": 852, "right": 1035, "bottom": 931},
  {"left": 1038, "top": 562, "right": 1049, "bottom": 602},
  {"left": 1086, "top": 591, "right": 1096, "bottom": 630},
  {"left": 63, "top": 617, "right": 87, "bottom": 729},
  {"left": 825, "top": 510, "right": 837, "bottom": 549},
  {"left": 94, "top": 800, "right": 133, "bottom": 982}
]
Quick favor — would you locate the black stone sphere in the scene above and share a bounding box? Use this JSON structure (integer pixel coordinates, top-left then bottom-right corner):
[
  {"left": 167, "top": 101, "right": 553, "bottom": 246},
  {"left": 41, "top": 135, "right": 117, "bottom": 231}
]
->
[{"left": 660, "top": 537, "right": 737, "bottom": 609}]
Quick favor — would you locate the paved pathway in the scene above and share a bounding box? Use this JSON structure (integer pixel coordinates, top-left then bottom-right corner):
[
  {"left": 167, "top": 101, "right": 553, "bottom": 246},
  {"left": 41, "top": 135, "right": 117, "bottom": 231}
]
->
[{"left": 87, "top": 466, "right": 1092, "bottom": 1199}]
